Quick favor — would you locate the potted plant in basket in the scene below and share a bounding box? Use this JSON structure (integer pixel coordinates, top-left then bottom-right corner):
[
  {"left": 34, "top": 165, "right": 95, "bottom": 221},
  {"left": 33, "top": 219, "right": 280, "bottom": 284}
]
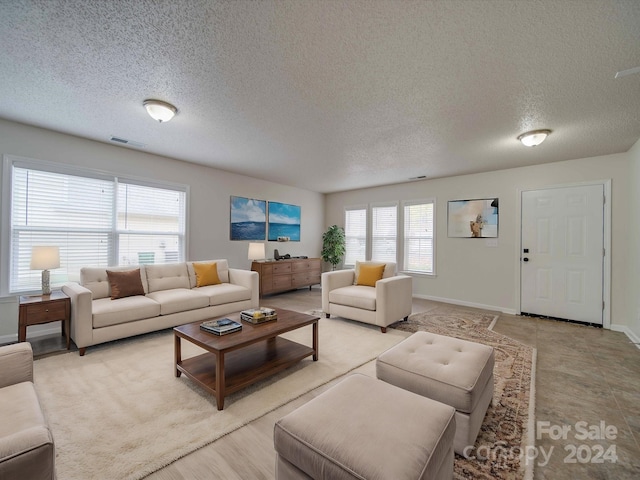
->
[{"left": 321, "top": 225, "right": 346, "bottom": 271}]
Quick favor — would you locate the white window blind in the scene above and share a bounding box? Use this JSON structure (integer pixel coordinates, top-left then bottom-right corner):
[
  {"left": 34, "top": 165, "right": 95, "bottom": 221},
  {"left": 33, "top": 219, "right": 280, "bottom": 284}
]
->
[
  {"left": 344, "top": 207, "right": 367, "bottom": 266},
  {"left": 116, "top": 182, "right": 186, "bottom": 266},
  {"left": 7, "top": 160, "right": 187, "bottom": 293},
  {"left": 371, "top": 204, "right": 397, "bottom": 263},
  {"left": 403, "top": 200, "right": 434, "bottom": 274}
]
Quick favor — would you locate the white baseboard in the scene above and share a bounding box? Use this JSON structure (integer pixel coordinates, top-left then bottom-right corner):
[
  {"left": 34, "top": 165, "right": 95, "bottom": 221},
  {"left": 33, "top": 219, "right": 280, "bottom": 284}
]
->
[
  {"left": 610, "top": 324, "right": 640, "bottom": 349},
  {"left": 0, "top": 323, "right": 62, "bottom": 346},
  {"left": 413, "top": 293, "right": 517, "bottom": 315}
]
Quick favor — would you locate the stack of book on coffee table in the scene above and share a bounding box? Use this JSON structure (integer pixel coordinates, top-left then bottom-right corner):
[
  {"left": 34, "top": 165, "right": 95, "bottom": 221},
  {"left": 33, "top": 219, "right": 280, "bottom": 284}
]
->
[
  {"left": 241, "top": 307, "right": 278, "bottom": 324},
  {"left": 200, "top": 318, "right": 242, "bottom": 335}
]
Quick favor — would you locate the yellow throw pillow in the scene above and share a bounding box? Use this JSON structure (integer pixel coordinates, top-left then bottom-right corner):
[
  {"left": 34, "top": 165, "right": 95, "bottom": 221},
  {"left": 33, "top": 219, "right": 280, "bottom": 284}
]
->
[
  {"left": 356, "top": 264, "right": 386, "bottom": 287},
  {"left": 193, "top": 262, "right": 221, "bottom": 287},
  {"left": 354, "top": 261, "right": 386, "bottom": 285}
]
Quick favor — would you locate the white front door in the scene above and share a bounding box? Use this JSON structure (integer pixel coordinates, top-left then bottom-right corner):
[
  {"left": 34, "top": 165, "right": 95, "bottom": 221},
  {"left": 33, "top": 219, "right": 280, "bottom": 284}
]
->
[{"left": 521, "top": 185, "right": 604, "bottom": 325}]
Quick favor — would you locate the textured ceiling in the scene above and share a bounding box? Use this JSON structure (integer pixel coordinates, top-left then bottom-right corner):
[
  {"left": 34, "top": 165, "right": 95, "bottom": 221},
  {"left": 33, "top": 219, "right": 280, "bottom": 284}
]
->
[{"left": 0, "top": 0, "right": 639, "bottom": 193}]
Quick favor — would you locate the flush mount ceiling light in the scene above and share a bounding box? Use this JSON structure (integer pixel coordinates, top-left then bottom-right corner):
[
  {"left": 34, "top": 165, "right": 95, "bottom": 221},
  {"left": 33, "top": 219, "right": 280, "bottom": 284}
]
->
[
  {"left": 517, "top": 129, "right": 551, "bottom": 147},
  {"left": 143, "top": 99, "right": 177, "bottom": 123}
]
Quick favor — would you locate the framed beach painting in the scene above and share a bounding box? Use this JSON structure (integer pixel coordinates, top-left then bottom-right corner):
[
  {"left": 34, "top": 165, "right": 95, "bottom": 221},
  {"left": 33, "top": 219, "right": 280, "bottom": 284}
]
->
[
  {"left": 230, "top": 196, "right": 267, "bottom": 240},
  {"left": 268, "top": 201, "right": 301, "bottom": 241},
  {"left": 447, "top": 198, "right": 499, "bottom": 238}
]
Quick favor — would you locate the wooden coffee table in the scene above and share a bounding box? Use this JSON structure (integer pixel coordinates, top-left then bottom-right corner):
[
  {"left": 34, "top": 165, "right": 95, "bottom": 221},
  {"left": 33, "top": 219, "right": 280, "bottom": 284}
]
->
[{"left": 174, "top": 307, "right": 319, "bottom": 410}]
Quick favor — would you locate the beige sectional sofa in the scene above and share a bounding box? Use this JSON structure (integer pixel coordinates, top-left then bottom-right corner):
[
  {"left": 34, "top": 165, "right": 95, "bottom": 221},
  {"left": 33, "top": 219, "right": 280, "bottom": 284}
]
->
[{"left": 62, "top": 260, "right": 258, "bottom": 355}]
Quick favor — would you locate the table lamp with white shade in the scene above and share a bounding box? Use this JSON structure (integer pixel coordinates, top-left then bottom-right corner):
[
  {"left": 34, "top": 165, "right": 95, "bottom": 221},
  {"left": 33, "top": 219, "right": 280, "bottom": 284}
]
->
[
  {"left": 30, "top": 246, "right": 60, "bottom": 295},
  {"left": 248, "top": 242, "right": 266, "bottom": 261}
]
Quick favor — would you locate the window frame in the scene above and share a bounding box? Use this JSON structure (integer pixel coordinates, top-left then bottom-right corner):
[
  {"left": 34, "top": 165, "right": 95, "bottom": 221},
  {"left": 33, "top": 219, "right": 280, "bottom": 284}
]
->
[
  {"left": 341, "top": 199, "right": 436, "bottom": 275},
  {"left": 343, "top": 205, "right": 368, "bottom": 268},
  {"left": 400, "top": 198, "right": 436, "bottom": 276},
  {"left": 1, "top": 154, "right": 190, "bottom": 295},
  {"left": 370, "top": 201, "right": 399, "bottom": 264}
]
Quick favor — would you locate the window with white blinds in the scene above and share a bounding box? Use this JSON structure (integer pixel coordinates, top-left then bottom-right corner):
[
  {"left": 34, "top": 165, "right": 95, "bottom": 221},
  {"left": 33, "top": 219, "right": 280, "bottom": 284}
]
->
[
  {"left": 371, "top": 204, "right": 397, "bottom": 263},
  {"left": 403, "top": 200, "right": 435, "bottom": 274},
  {"left": 344, "top": 207, "right": 367, "bottom": 266},
  {"left": 116, "top": 182, "right": 185, "bottom": 266},
  {"left": 5, "top": 158, "right": 187, "bottom": 293}
]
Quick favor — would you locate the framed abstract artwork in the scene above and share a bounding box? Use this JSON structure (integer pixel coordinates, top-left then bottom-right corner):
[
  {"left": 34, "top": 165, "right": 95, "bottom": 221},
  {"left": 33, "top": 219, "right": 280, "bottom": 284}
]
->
[
  {"left": 230, "top": 196, "right": 267, "bottom": 240},
  {"left": 268, "top": 201, "right": 301, "bottom": 241},
  {"left": 447, "top": 198, "right": 499, "bottom": 238}
]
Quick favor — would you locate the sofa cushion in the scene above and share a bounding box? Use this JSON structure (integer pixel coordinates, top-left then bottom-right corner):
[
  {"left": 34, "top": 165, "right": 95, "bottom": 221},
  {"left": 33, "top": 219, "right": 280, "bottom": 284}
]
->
[
  {"left": 0, "top": 382, "right": 55, "bottom": 479},
  {"left": 328, "top": 285, "right": 377, "bottom": 311},
  {"left": 188, "top": 260, "right": 230, "bottom": 287},
  {"left": 145, "top": 288, "right": 210, "bottom": 315},
  {"left": 145, "top": 263, "right": 190, "bottom": 293},
  {"left": 82, "top": 266, "right": 149, "bottom": 300},
  {"left": 0, "top": 382, "right": 49, "bottom": 438},
  {"left": 196, "top": 283, "right": 252, "bottom": 306},
  {"left": 106, "top": 268, "right": 145, "bottom": 299},
  {"left": 356, "top": 263, "right": 386, "bottom": 287},
  {"left": 192, "top": 262, "right": 221, "bottom": 287},
  {"left": 92, "top": 296, "right": 161, "bottom": 328}
]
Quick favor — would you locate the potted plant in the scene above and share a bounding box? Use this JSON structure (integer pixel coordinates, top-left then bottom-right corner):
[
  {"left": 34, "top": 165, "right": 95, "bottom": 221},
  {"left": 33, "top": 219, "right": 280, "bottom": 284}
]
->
[{"left": 321, "top": 225, "right": 346, "bottom": 271}]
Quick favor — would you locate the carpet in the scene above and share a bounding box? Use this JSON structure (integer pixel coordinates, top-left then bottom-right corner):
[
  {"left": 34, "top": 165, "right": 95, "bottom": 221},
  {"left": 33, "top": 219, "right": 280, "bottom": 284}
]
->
[
  {"left": 390, "top": 307, "right": 537, "bottom": 480},
  {"left": 33, "top": 318, "right": 409, "bottom": 480}
]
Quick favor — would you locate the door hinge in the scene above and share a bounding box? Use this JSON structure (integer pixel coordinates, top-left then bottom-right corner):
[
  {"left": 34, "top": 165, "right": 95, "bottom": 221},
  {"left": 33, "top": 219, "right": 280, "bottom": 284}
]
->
[{"left": 603, "top": 301, "right": 605, "bottom": 311}]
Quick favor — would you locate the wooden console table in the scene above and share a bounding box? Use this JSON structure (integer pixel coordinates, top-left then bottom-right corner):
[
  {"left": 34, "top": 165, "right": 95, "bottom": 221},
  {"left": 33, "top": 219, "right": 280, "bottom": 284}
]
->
[{"left": 252, "top": 258, "right": 321, "bottom": 296}]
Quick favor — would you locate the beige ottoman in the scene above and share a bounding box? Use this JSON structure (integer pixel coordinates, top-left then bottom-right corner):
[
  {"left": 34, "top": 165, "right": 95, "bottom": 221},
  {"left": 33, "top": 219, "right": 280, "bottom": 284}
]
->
[
  {"left": 376, "top": 331, "right": 494, "bottom": 457},
  {"left": 274, "top": 373, "right": 456, "bottom": 480}
]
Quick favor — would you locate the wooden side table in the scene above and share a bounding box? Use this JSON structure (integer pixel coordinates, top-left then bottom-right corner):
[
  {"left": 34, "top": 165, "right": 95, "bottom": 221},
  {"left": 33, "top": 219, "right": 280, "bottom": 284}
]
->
[{"left": 19, "top": 290, "right": 71, "bottom": 350}]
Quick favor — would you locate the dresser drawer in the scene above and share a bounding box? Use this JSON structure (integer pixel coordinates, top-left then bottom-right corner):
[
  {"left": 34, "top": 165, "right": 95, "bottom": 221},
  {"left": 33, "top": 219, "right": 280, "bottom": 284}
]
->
[
  {"left": 291, "top": 259, "right": 320, "bottom": 272},
  {"left": 272, "top": 275, "right": 292, "bottom": 289},
  {"left": 292, "top": 273, "right": 321, "bottom": 288},
  {"left": 272, "top": 263, "right": 292, "bottom": 274},
  {"left": 260, "top": 264, "right": 273, "bottom": 275},
  {"left": 21, "top": 301, "right": 67, "bottom": 324},
  {"left": 260, "top": 273, "right": 273, "bottom": 290}
]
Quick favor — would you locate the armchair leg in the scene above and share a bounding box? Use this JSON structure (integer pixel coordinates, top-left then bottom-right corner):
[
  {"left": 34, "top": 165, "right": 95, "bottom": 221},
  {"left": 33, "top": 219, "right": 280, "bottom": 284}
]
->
[
  {"left": 380, "top": 327, "right": 387, "bottom": 333},
  {"left": 403, "top": 316, "right": 408, "bottom": 321},
  {"left": 79, "top": 347, "right": 86, "bottom": 356},
  {"left": 325, "top": 313, "right": 330, "bottom": 318}
]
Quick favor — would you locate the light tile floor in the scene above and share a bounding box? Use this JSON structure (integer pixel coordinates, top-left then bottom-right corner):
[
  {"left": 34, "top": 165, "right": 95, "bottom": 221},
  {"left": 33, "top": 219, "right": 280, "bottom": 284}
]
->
[{"left": 491, "top": 309, "right": 640, "bottom": 479}]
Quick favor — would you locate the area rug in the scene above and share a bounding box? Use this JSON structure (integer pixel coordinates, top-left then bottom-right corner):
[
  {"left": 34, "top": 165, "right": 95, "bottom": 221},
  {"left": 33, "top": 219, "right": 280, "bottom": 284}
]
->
[
  {"left": 33, "top": 318, "right": 409, "bottom": 480},
  {"left": 390, "top": 307, "right": 537, "bottom": 480}
]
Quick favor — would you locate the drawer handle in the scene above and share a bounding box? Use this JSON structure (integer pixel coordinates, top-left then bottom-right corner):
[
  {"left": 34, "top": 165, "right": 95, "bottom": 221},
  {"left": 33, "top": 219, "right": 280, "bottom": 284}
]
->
[{"left": 45, "top": 309, "right": 49, "bottom": 312}]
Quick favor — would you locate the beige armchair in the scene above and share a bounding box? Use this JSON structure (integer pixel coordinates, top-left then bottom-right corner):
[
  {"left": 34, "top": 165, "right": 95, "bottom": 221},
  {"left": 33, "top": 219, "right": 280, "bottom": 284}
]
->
[
  {"left": 0, "top": 343, "right": 55, "bottom": 480},
  {"left": 321, "top": 261, "right": 413, "bottom": 332}
]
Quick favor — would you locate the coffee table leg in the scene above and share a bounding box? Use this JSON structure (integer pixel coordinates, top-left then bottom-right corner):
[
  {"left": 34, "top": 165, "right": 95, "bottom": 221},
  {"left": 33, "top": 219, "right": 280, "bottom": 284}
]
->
[
  {"left": 174, "top": 334, "right": 181, "bottom": 377},
  {"left": 216, "top": 352, "right": 225, "bottom": 410},
  {"left": 312, "top": 321, "right": 318, "bottom": 361}
]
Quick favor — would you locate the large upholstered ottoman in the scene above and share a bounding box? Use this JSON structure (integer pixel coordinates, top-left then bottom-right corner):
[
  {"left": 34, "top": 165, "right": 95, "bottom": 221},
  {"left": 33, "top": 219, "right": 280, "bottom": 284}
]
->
[
  {"left": 273, "top": 373, "right": 456, "bottom": 480},
  {"left": 376, "top": 331, "right": 494, "bottom": 456}
]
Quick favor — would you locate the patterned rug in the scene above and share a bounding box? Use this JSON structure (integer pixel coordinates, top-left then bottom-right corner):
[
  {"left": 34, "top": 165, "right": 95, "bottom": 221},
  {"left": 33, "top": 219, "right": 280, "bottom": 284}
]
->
[{"left": 390, "top": 307, "right": 536, "bottom": 480}]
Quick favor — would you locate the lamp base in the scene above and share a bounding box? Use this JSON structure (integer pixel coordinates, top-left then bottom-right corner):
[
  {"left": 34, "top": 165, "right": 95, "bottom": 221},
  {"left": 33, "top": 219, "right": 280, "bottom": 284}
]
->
[{"left": 42, "top": 269, "right": 51, "bottom": 295}]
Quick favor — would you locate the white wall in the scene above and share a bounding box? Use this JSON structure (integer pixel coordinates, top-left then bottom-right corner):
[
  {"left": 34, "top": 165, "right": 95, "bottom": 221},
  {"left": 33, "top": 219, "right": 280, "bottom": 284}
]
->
[
  {"left": 326, "top": 153, "right": 631, "bottom": 328},
  {"left": 627, "top": 138, "right": 640, "bottom": 342},
  {"left": 0, "top": 119, "right": 325, "bottom": 339}
]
